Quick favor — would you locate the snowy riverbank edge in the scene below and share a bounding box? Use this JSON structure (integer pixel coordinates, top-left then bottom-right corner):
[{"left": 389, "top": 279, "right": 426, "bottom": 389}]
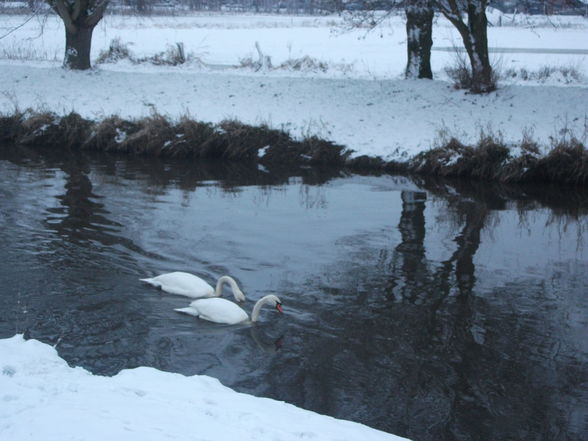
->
[
  {"left": 0, "top": 335, "right": 409, "bottom": 441},
  {"left": 2, "top": 64, "right": 588, "bottom": 151},
  {"left": 2, "top": 105, "right": 587, "bottom": 184}
]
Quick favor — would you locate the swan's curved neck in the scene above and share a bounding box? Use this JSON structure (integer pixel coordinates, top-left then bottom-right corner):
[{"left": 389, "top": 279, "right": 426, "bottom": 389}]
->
[
  {"left": 215, "top": 276, "right": 240, "bottom": 298},
  {"left": 251, "top": 295, "right": 274, "bottom": 322}
]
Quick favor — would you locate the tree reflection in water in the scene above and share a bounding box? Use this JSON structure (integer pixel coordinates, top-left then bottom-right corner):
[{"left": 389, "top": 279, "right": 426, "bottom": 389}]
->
[{"left": 258, "top": 181, "right": 586, "bottom": 441}]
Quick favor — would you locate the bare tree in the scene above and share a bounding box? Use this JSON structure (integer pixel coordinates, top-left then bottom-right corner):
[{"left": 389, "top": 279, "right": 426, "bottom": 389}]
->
[
  {"left": 405, "top": 0, "right": 434, "bottom": 79},
  {"left": 47, "top": 0, "right": 109, "bottom": 70},
  {"left": 342, "top": 4, "right": 434, "bottom": 80},
  {"left": 344, "top": 0, "right": 493, "bottom": 92},
  {"left": 437, "top": 0, "right": 495, "bottom": 93}
]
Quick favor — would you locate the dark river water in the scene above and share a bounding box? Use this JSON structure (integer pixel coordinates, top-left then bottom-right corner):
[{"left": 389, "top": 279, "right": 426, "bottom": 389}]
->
[{"left": 0, "top": 147, "right": 587, "bottom": 441}]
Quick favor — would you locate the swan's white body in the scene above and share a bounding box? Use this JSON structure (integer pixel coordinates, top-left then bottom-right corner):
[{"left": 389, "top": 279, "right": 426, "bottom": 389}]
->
[
  {"left": 175, "top": 294, "right": 283, "bottom": 325},
  {"left": 140, "top": 272, "right": 245, "bottom": 301}
]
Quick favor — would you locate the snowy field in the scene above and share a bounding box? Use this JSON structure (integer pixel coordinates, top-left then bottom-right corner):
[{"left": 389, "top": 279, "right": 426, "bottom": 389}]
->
[
  {"left": 0, "top": 11, "right": 587, "bottom": 158},
  {"left": 0, "top": 335, "right": 408, "bottom": 441},
  {"left": 2, "top": 11, "right": 588, "bottom": 79}
]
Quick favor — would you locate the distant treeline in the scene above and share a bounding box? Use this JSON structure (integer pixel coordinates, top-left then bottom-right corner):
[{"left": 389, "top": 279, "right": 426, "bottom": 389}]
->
[{"left": 1, "top": 0, "right": 586, "bottom": 15}]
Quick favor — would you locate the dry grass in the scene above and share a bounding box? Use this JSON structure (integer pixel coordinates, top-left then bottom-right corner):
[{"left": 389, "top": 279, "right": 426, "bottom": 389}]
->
[
  {"left": 502, "top": 65, "right": 585, "bottom": 85},
  {"left": 500, "top": 132, "right": 541, "bottom": 183},
  {"left": 120, "top": 114, "right": 176, "bottom": 154},
  {"left": 84, "top": 116, "right": 140, "bottom": 151},
  {"left": 300, "top": 136, "right": 348, "bottom": 165},
  {"left": 15, "top": 111, "right": 92, "bottom": 148},
  {"left": 0, "top": 112, "right": 24, "bottom": 143},
  {"left": 1, "top": 109, "right": 586, "bottom": 185},
  {"left": 95, "top": 38, "right": 133, "bottom": 64},
  {"left": 171, "top": 117, "right": 217, "bottom": 157},
  {"left": 0, "top": 41, "right": 59, "bottom": 62},
  {"left": 210, "top": 120, "right": 289, "bottom": 160},
  {"left": 444, "top": 50, "right": 498, "bottom": 94},
  {"left": 137, "top": 43, "right": 187, "bottom": 66},
  {"left": 0, "top": 109, "right": 347, "bottom": 167},
  {"left": 238, "top": 49, "right": 344, "bottom": 74},
  {"left": 277, "top": 56, "right": 329, "bottom": 72},
  {"left": 408, "top": 129, "right": 588, "bottom": 184},
  {"left": 96, "top": 39, "right": 190, "bottom": 66},
  {"left": 530, "top": 139, "right": 588, "bottom": 184}
]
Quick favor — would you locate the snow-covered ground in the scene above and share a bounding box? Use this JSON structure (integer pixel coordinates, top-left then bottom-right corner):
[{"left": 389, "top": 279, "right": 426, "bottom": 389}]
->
[
  {"left": 0, "top": 335, "right": 408, "bottom": 441},
  {"left": 1, "top": 12, "right": 587, "bottom": 159}
]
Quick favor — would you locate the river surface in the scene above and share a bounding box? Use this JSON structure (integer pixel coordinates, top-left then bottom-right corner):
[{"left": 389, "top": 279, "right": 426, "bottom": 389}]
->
[{"left": 0, "top": 147, "right": 587, "bottom": 441}]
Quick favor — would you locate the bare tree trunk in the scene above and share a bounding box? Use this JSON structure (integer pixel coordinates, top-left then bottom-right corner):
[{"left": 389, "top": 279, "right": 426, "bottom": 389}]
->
[
  {"left": 463, "top": 3, "right": 493, "bottom": 93},
  {"left": 405, "top": 1, "right": 434, "bottom": 80},
  {"left": 64, "top": 25, "right": 94, "bottom": 70},
  {"left": 48, "top": 0, "right": 108, "bottom": 70},
  {"left": 441, "top": 0, "right": 494, "bottom": 93}
]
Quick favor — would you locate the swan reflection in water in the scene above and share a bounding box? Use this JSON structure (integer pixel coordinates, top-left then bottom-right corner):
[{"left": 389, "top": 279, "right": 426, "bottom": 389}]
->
[{"left": 250, "top": 327, "right": 284, "bottom": 353}]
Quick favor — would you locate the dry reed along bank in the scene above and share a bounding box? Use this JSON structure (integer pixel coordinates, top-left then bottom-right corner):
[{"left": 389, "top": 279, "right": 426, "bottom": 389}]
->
[{"left": 1, "top": 110, "right": 587, "bottom": 185}]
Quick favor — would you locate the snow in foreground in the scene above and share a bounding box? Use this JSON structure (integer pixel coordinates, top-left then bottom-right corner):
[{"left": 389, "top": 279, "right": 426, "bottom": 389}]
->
[{"left": 0, "top": 335, "right": 408, "bottom": 441}]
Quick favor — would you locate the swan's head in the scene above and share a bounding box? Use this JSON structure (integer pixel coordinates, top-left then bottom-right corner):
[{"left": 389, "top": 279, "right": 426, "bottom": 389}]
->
[
  {"left": 235, "top": 289, "right": 246, "bottom": 303},
  {"left": 251, "top": 295, "right": 283, "bottom": 323},
  {"left": 267, "top": 294, "right": 283, "bottom": 313}
]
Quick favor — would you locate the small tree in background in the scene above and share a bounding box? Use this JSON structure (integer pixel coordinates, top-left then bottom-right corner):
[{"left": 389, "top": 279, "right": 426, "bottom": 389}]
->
[{"left": 47, "top": 0, "right": 109, "bottom": 70}]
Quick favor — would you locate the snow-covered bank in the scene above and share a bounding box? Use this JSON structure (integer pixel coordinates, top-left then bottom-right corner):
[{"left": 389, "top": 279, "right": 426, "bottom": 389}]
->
[
  {"left": 0, "top": 335, "right": 408, "bottom": 441},
  {"left": 1, "top": 63, "right": 587, "bottom": 161}
]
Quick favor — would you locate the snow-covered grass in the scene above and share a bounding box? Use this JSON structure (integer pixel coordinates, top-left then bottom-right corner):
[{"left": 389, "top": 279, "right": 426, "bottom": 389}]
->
[
  {"left": 501, "top": 64, "right": 585, "bottom": 85},
  {"left": 0, "top": 38, "right": 59, "bottom": 62},
  {"left": 0, "top": 335, "right": 408, "bottom": 441},
  {"left": 0, "top": 11, "right": 587, "bottom": 160}
]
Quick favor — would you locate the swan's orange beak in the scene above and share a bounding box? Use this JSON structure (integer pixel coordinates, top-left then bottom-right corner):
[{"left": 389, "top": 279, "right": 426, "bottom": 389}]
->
[{"left": 276, "top": 303, "right": 283, "bottom": 313}]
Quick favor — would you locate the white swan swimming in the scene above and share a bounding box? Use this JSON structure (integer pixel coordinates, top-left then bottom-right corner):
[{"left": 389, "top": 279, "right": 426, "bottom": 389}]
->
[
  {"left": 140, "top": 272, "right": 245, "bottom": 302},
  {"left": 174, "top": 294, "right": 283, "bottom": 325}
]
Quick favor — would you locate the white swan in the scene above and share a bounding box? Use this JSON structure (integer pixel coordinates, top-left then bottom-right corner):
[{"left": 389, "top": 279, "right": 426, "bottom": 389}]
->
[
  {"left": 140, "top": 272, "right": 245, "bottom": 302},
  {"left": 175, "top": 294, "right": 283, "bottom": 325}
]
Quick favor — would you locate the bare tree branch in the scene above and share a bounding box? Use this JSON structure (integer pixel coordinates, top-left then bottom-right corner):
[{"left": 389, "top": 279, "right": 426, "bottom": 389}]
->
[
  {"left": 0, "top": 8, "right": 41, "bottom": 40},
  {"left": 85, "top": 0, "right": 109, "bottom": 27},
  {"left": 72, "top": 0, "right": 84, "bottom": 21},
  {"left": 52, "top": 0, "right": 77, "bottom": 34}
]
